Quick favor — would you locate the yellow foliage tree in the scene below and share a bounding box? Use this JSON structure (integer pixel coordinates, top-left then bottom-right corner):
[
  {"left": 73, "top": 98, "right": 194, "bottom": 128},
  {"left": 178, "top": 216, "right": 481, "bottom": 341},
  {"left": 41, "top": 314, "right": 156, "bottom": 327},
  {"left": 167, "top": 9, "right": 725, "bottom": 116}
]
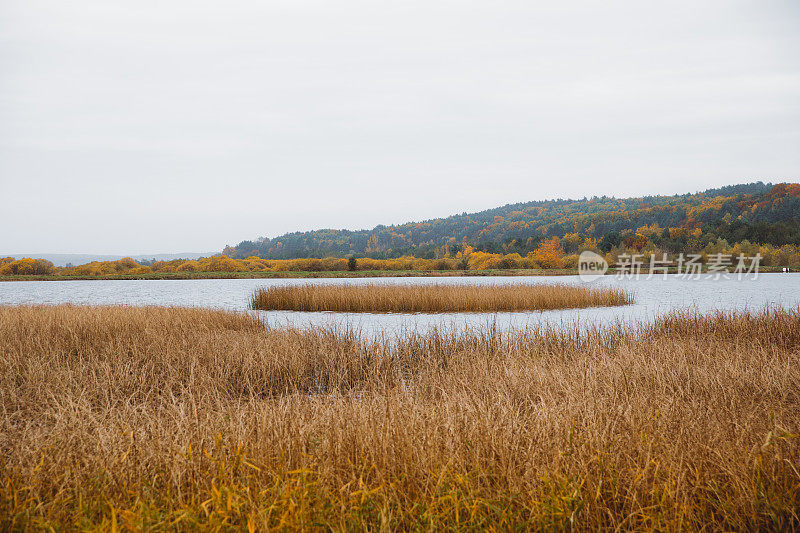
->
[{"left": 530, "top": 237, "right": 564, "bottom": 269}]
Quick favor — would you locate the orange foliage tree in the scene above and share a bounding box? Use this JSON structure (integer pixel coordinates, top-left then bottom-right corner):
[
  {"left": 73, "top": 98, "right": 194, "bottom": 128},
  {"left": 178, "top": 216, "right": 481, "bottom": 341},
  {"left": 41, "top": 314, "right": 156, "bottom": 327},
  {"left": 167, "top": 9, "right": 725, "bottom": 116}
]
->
[{"left": 530, "top": 237, "right": 564, "bottom": 269}]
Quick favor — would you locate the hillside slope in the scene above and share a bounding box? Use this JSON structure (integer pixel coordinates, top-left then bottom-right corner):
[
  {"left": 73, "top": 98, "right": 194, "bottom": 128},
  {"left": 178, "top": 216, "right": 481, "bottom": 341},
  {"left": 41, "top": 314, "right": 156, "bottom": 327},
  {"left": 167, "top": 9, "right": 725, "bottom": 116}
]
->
[{"left": 225, "top": 182, "right": 800, "bottom": 259}]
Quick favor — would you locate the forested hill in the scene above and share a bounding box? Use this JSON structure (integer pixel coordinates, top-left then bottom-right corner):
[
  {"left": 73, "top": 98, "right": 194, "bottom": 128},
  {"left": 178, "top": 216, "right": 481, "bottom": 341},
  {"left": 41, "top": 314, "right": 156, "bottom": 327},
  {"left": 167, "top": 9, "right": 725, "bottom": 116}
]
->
[{"left": 224, "top": 182, "right": 800, "bottom": 259}]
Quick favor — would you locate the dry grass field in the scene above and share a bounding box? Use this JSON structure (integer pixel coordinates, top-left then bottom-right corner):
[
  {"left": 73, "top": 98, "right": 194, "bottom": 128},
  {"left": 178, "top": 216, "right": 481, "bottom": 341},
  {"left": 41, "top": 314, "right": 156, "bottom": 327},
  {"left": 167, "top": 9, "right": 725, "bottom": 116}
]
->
[
  {"left": 1, "top": 304, "right": 799, "bottom": 530},
  {"left": 249, "top": 282, "right": 632, "bottom": 313}
]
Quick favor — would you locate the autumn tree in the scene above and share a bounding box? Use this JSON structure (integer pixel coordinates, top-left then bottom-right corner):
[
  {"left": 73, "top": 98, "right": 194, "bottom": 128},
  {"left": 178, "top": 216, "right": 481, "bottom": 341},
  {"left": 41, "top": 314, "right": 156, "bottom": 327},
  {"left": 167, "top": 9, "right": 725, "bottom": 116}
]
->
[
  {"left": 530, "top": 237, "right": 564, "bottom": 269},
  {"left": 0, "top": 258, "right": 55, "bottom": 276}
]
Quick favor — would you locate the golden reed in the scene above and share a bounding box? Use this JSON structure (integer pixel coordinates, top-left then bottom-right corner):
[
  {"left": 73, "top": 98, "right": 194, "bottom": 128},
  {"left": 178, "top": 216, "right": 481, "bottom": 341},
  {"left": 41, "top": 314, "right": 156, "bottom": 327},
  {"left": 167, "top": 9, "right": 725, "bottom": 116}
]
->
[
  {"left": 1, "top": 305, "right": 798, "bottom": 530},
  {"left": 249, "top": 282, "right": 632, "bottom": 312}
]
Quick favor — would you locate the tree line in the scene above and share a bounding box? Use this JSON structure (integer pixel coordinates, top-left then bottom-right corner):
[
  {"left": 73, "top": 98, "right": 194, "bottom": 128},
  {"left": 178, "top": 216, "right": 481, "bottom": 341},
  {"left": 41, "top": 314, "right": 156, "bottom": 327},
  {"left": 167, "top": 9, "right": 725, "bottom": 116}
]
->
[
  {"left": 224, "top": 182, "right": 800, "bottom": 260},
  {"left": 4, "top": 236, "right": 800, "bottom": 278}
]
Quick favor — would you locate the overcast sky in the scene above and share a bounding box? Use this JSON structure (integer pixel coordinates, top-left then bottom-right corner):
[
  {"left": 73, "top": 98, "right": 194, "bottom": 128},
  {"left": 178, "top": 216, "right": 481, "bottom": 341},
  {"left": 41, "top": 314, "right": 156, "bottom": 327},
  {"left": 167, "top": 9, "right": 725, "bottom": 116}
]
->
[{"left": 1, "top": 1, "right": 798, "bottom": 254}]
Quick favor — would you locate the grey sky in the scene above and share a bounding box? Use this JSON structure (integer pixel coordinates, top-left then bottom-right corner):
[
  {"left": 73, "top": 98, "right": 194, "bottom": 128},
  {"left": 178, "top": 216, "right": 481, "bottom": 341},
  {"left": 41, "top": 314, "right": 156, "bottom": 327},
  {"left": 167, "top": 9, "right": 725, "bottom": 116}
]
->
[{"left": 1, "top": 1, "right": 798, "bottom": 255}]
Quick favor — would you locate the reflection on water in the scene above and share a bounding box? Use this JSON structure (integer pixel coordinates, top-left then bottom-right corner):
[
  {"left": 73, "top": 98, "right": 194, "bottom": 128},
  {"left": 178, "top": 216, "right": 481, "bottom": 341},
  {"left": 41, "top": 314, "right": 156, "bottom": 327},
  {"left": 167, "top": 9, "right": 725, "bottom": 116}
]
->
[{"left": 1, "top": 274, "right": 799, "bottom": 335}]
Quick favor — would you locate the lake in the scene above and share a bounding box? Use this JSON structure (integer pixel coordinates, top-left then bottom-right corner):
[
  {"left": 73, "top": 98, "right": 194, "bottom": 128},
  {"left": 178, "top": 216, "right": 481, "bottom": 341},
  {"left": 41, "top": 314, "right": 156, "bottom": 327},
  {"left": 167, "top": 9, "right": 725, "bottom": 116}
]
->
[{"left": 1, "top": 274, "right": 799, "bottom": 335}]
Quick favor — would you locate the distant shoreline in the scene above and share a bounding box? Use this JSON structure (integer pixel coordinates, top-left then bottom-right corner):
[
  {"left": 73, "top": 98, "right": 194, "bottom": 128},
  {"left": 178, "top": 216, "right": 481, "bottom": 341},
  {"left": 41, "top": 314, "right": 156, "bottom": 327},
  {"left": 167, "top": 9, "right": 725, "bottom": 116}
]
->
[
  {"left": 0, "top": 269, "right": 576, "bottom": 282},
  {"left": 0, "top": 267, "right": 792, "bottom": 282}
]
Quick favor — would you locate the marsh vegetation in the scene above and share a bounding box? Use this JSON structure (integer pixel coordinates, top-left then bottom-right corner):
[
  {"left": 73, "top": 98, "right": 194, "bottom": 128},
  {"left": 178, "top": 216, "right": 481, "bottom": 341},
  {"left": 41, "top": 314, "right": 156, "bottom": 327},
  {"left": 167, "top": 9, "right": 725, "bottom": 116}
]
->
[
  {"left": 1, "top": 304, "right": 798, "bottom": 529},
  {"left": 249, "top": 282, "right": 632, "bottom": 313}
]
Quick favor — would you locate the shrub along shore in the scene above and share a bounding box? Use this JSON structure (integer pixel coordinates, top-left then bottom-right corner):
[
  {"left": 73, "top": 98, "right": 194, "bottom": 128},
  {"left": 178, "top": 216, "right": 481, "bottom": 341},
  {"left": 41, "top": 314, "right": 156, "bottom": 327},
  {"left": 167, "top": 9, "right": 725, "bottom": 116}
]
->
[
  {"left": 0, "top": 265, "right": 795, "bottom": 282},
  {"left": 2, "top": 237, "right": 799, "bottom": 281},
  {"left": 0, "top": 267, "right": 583, "bottom": 281},
  {"left": 1, "top": 304, "right": 798, "bottom": 530},
  {"left": 249, "top": 283, "right": 632, "bottom": 313}
]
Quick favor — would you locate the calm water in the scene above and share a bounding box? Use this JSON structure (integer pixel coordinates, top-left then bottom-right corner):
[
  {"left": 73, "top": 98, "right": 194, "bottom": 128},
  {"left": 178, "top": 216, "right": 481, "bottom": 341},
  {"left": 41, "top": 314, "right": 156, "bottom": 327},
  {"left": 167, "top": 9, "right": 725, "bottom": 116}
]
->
[{"left": 1, "top": 274, "right": 799, "bottom": 334}]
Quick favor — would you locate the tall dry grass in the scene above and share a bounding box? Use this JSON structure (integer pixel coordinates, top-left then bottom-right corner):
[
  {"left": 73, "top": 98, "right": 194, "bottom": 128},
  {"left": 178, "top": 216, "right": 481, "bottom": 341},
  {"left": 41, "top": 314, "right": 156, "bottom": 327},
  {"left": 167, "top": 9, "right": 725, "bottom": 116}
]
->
[
  {"left": 1, "top": 304, "right": 799, "bottom": 530},
  {"left": 249, "top": 282, "right": 632, "bottom": 312}
]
